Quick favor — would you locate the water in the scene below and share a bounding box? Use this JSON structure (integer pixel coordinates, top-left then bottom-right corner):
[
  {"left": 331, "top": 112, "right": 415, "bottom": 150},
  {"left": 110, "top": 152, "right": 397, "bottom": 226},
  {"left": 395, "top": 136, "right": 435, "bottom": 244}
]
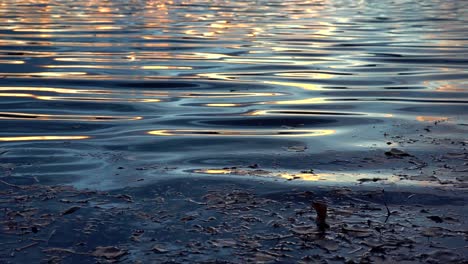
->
[{"left": 0, "top": 0, "right": 466, "bottom": 189}]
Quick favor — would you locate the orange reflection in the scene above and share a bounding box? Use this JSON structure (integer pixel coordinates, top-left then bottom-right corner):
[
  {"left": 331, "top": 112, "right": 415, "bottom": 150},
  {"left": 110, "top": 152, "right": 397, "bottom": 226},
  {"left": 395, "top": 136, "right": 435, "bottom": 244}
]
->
[
  {"left": 416, "top": 116, "right": 449, "bottom": 122},
  {"left": 436, "top": 84, "right": 466, "bottom": 92},
  {"left": 0, "top": 136, "right": 90, "bottom": 142}
]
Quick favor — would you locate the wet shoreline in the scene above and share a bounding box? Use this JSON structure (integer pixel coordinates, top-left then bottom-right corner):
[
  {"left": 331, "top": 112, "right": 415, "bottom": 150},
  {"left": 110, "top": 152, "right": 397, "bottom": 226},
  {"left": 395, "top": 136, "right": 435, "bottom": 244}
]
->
[{"left": 1, "top": 176, "right": 467, "bottom": 263}]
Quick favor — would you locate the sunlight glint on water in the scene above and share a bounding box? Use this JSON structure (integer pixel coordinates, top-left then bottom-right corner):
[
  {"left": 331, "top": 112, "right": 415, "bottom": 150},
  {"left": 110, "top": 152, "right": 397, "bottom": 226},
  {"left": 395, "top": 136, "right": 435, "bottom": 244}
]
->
[{"left": 0, "top": 0, "right": 466, "bottom": 188}]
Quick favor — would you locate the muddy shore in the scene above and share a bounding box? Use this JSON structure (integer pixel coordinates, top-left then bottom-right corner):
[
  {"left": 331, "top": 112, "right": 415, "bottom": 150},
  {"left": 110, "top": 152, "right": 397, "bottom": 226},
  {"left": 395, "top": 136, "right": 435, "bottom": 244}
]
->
[{"left": 1, "top": 176, "right": 467, "bottom": 263}]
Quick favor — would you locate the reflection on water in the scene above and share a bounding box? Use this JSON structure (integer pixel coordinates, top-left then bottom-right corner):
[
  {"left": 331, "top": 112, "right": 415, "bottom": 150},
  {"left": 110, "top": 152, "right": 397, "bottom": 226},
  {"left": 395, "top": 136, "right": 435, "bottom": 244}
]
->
[
  {"left": 0, "top": 0, "right": 466, "bottom": 188},
  {"left": 148, "top": 129, "right": 336, "bottom": 137},
  {"left": 0, "top": 135, "right": 90, "bottom": 142}
]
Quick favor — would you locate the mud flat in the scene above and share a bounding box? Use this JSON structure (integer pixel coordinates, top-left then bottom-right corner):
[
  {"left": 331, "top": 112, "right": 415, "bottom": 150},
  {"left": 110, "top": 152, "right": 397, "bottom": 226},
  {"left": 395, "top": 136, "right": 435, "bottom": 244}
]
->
[{"left": 1, "top": 175, "right": 467, "bottom": 264}]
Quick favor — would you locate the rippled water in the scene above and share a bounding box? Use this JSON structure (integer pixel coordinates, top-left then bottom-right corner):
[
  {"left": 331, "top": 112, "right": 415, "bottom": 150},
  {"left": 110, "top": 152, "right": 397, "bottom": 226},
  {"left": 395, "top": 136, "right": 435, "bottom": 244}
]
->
[{"left": 0, "top": 0, "right": 467, "bottom": 189}]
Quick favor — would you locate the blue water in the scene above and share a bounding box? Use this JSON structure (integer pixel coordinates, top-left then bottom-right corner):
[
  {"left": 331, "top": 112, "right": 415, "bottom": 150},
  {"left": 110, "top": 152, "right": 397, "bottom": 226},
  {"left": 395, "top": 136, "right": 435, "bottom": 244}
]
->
[{"left": 0, "top": 0, "right": 467, "bottom": 189}]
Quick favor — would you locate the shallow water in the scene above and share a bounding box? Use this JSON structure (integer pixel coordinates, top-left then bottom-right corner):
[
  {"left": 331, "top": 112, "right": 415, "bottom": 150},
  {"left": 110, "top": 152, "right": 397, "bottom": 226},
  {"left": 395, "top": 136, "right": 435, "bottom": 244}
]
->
[{"left": 0, "top": 0, "right": 467, "bottom": 189}]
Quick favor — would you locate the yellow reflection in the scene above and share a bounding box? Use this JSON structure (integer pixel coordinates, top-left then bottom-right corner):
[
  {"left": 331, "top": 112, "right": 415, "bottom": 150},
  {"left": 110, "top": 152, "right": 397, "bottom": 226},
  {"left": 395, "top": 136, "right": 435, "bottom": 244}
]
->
[
  {"left": 0, "top": 86, "right": 110, "bottom": 94},
  {"left": 31, "top": 72, "right": 87, "bottom": 77},
  {"left": 264, "top": 81, "right": 323, "bottom": 91},
  {"left": 201, "top": 169, "right": 232, "bottom": 174},
  {"left": 54, "top": 57, "right": 117, "bottom": 63},
  {"left": 182, "top": 92, "right": 281, "bottom": 98},
  {"left": 192, "top": 52, "right": 229, "bottom": 60},
  {"left": 193, "top": 168, "right": 271, "bottom": 176},
  {"left": 148, "top": 129, "right": 335, "bottom": 137},
  {"left": 204, "top": 103, "right": 241, "bottom": 107},
  {"left": 244, "top": 110, "right": 268, "bottom": 116},
  {"left": 96, "top": 26, "right": 121, "bottom": 30},
  {"left": 267, "top": 97, "right": 326, "bottom": 105},
  {"left": 0, "top": 92, "right": 161, "bottom": 103},
  {"left": 0, "top": 112, "right": 142, "bottom": 121},
  {"left": 35, "top": 96, "right": 162, "bottom": 103},
  {"left": 141, "top": 66, "right": 192, "bottom": 70},
  {"left": 0, "top": 60, "right": 24, "bottom": 64},
  {"left": 193, "top": 169, "right": 336, "bottom": 182},
  {"left": 0, "top": 136, "right": 90, "bottom": 142},
  {"left": 197, "top": 72, "right": 232, "bottom": 80},
  {"left": 243, "top": 110, "right": 360, "bottom": 116},
  {"left": 0, "top": 87, "right": 279, "bottom": 102},
  {"left": 274, "top": 72, "right": 334, "bottom": 79},
  {"left": 43, "top": 65, "right": 111, "bottom": 69},
  {"left": 279, "top": 173, "right": 322, "bottom": 181}
]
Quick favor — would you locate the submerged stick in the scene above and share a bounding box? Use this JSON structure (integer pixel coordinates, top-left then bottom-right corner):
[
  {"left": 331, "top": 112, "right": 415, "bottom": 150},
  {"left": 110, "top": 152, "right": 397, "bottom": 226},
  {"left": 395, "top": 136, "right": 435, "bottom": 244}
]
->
[
  {"left": 382, "top": 189, "right": 391, "bottom": 222},
  {"left": 312, "top": 201, "right": 330, "bottom": 230}
]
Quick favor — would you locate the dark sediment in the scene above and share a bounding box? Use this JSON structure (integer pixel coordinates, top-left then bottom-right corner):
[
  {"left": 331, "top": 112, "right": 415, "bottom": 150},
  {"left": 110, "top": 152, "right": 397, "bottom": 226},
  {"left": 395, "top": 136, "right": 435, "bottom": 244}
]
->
[{"left": 1, "top": 177, "right": 466, "bottom": 263}]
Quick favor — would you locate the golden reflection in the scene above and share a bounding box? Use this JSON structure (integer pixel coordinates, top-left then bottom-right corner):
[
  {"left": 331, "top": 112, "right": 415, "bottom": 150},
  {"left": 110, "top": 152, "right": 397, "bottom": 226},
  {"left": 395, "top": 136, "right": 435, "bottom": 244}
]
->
[
  {"left": 266, "top": 97, "right": 327, "bottom": 105},
  {"left": 436, "top": 84, "right": 466, "bottom": 92},
  {"left": 28, "top": 72, "right": 87, "bottom": 77},
  {"left": 225, "top": 58, "right": 312, "bottom": 65},
  {"left": 264, "top": 81, "right": 324, "bottom": 91},
  {"left": 279, "top": 173, "right": 322, "bottom": 181},
  {"left": 0, "top": 136, "right": 90, "bottom": 142},
  {"left": 196, "top": 72, "right": 233, "bottom": 80},
  {"left": 43, "top": 65, "right": 112, "bottom": 69},
  {"left": 0, "top": 92, "right": 162, "bottom": 103},
  {"left": 204, "top": 103, "right": 241, "bottom": 107},
  {"left": 193, "top": 168, "right": 271, "bottom": 176},
  {"left": 148, "top": 129, "right": 335, "bottom": 137},
  {"left": 243, "top": 110, "right": 360, "bottom": 116},
  {"left": 0, "top": 60, "right": 25, "bottom": 64},
  {"left": 141, "top": 66, "right": 192, "bottom": 70},
  {"left": 416, "top": 116, "right": 449, "bottom": 122},
  {"left": 54, "top": 57, "right": 119, "bottom": 63},
  {"left": 200, "top": 169, "right": 232, "bottom": 174},
  {"left": 274, "top": 72, "right": 335, "bottom": 79},
  {"left": 0, "top": 87, "right": 281, "bottom": 101},
  {"left": 0, "top": 112, "right": 142, "bottom": 121},
  {"left": 96, "top": 26, "right": 122, "bottom": 30},
  {"left": 191, "top": 52, "right": 230, "bottom": 60},
  {"left": 34, "top": 96, "right": 162, "bottom": 103},
  {"left": 193, "top": 169, "right": 336, "bottom": 182},
  {"left": 0, "top": 87, "right": 110, "bottom": 94},
  {"left": 179, "top": 92, "right": 282, "bottom": 98}
]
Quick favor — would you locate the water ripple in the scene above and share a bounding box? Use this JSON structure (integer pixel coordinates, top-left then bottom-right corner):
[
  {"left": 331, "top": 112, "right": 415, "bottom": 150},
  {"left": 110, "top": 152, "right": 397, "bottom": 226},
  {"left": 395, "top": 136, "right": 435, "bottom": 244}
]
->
[{"left": 0, "top": 0, "right": 466, "bottom": 188}]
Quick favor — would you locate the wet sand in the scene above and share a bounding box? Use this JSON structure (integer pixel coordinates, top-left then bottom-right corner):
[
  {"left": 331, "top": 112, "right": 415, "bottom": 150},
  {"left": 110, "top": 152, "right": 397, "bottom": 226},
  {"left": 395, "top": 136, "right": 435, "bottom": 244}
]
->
[{"left": 1, "top": 176, "right": 467, "bottom": 263}]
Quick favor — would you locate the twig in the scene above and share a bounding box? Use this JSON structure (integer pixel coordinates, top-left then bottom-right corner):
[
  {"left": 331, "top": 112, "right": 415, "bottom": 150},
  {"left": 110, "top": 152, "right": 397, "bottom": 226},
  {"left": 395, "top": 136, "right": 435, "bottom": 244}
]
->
[
  {"left": 0, "top": 180, "right": 23, "bottom": 189},
  {"left": 382, "top": 189, "right": 391, "bottom": 222},
  {"left": 47, "top": 229, "right": 56, "bottom": 245},
  {"left": 257, "top": 234, "right": 294, "bottom": 241},
  {"left": 15, "top": 242, "right": 38, "bottom": 252},
  {"left": 348, "top": 246, "right": 363, "bottom": 254}
]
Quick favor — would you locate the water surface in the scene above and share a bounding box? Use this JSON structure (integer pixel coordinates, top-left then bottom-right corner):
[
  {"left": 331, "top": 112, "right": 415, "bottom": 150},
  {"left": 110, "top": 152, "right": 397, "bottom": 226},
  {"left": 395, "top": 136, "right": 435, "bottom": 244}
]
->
[{"left": 0, "top": 0, "right": 467, "bottom": 189}]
